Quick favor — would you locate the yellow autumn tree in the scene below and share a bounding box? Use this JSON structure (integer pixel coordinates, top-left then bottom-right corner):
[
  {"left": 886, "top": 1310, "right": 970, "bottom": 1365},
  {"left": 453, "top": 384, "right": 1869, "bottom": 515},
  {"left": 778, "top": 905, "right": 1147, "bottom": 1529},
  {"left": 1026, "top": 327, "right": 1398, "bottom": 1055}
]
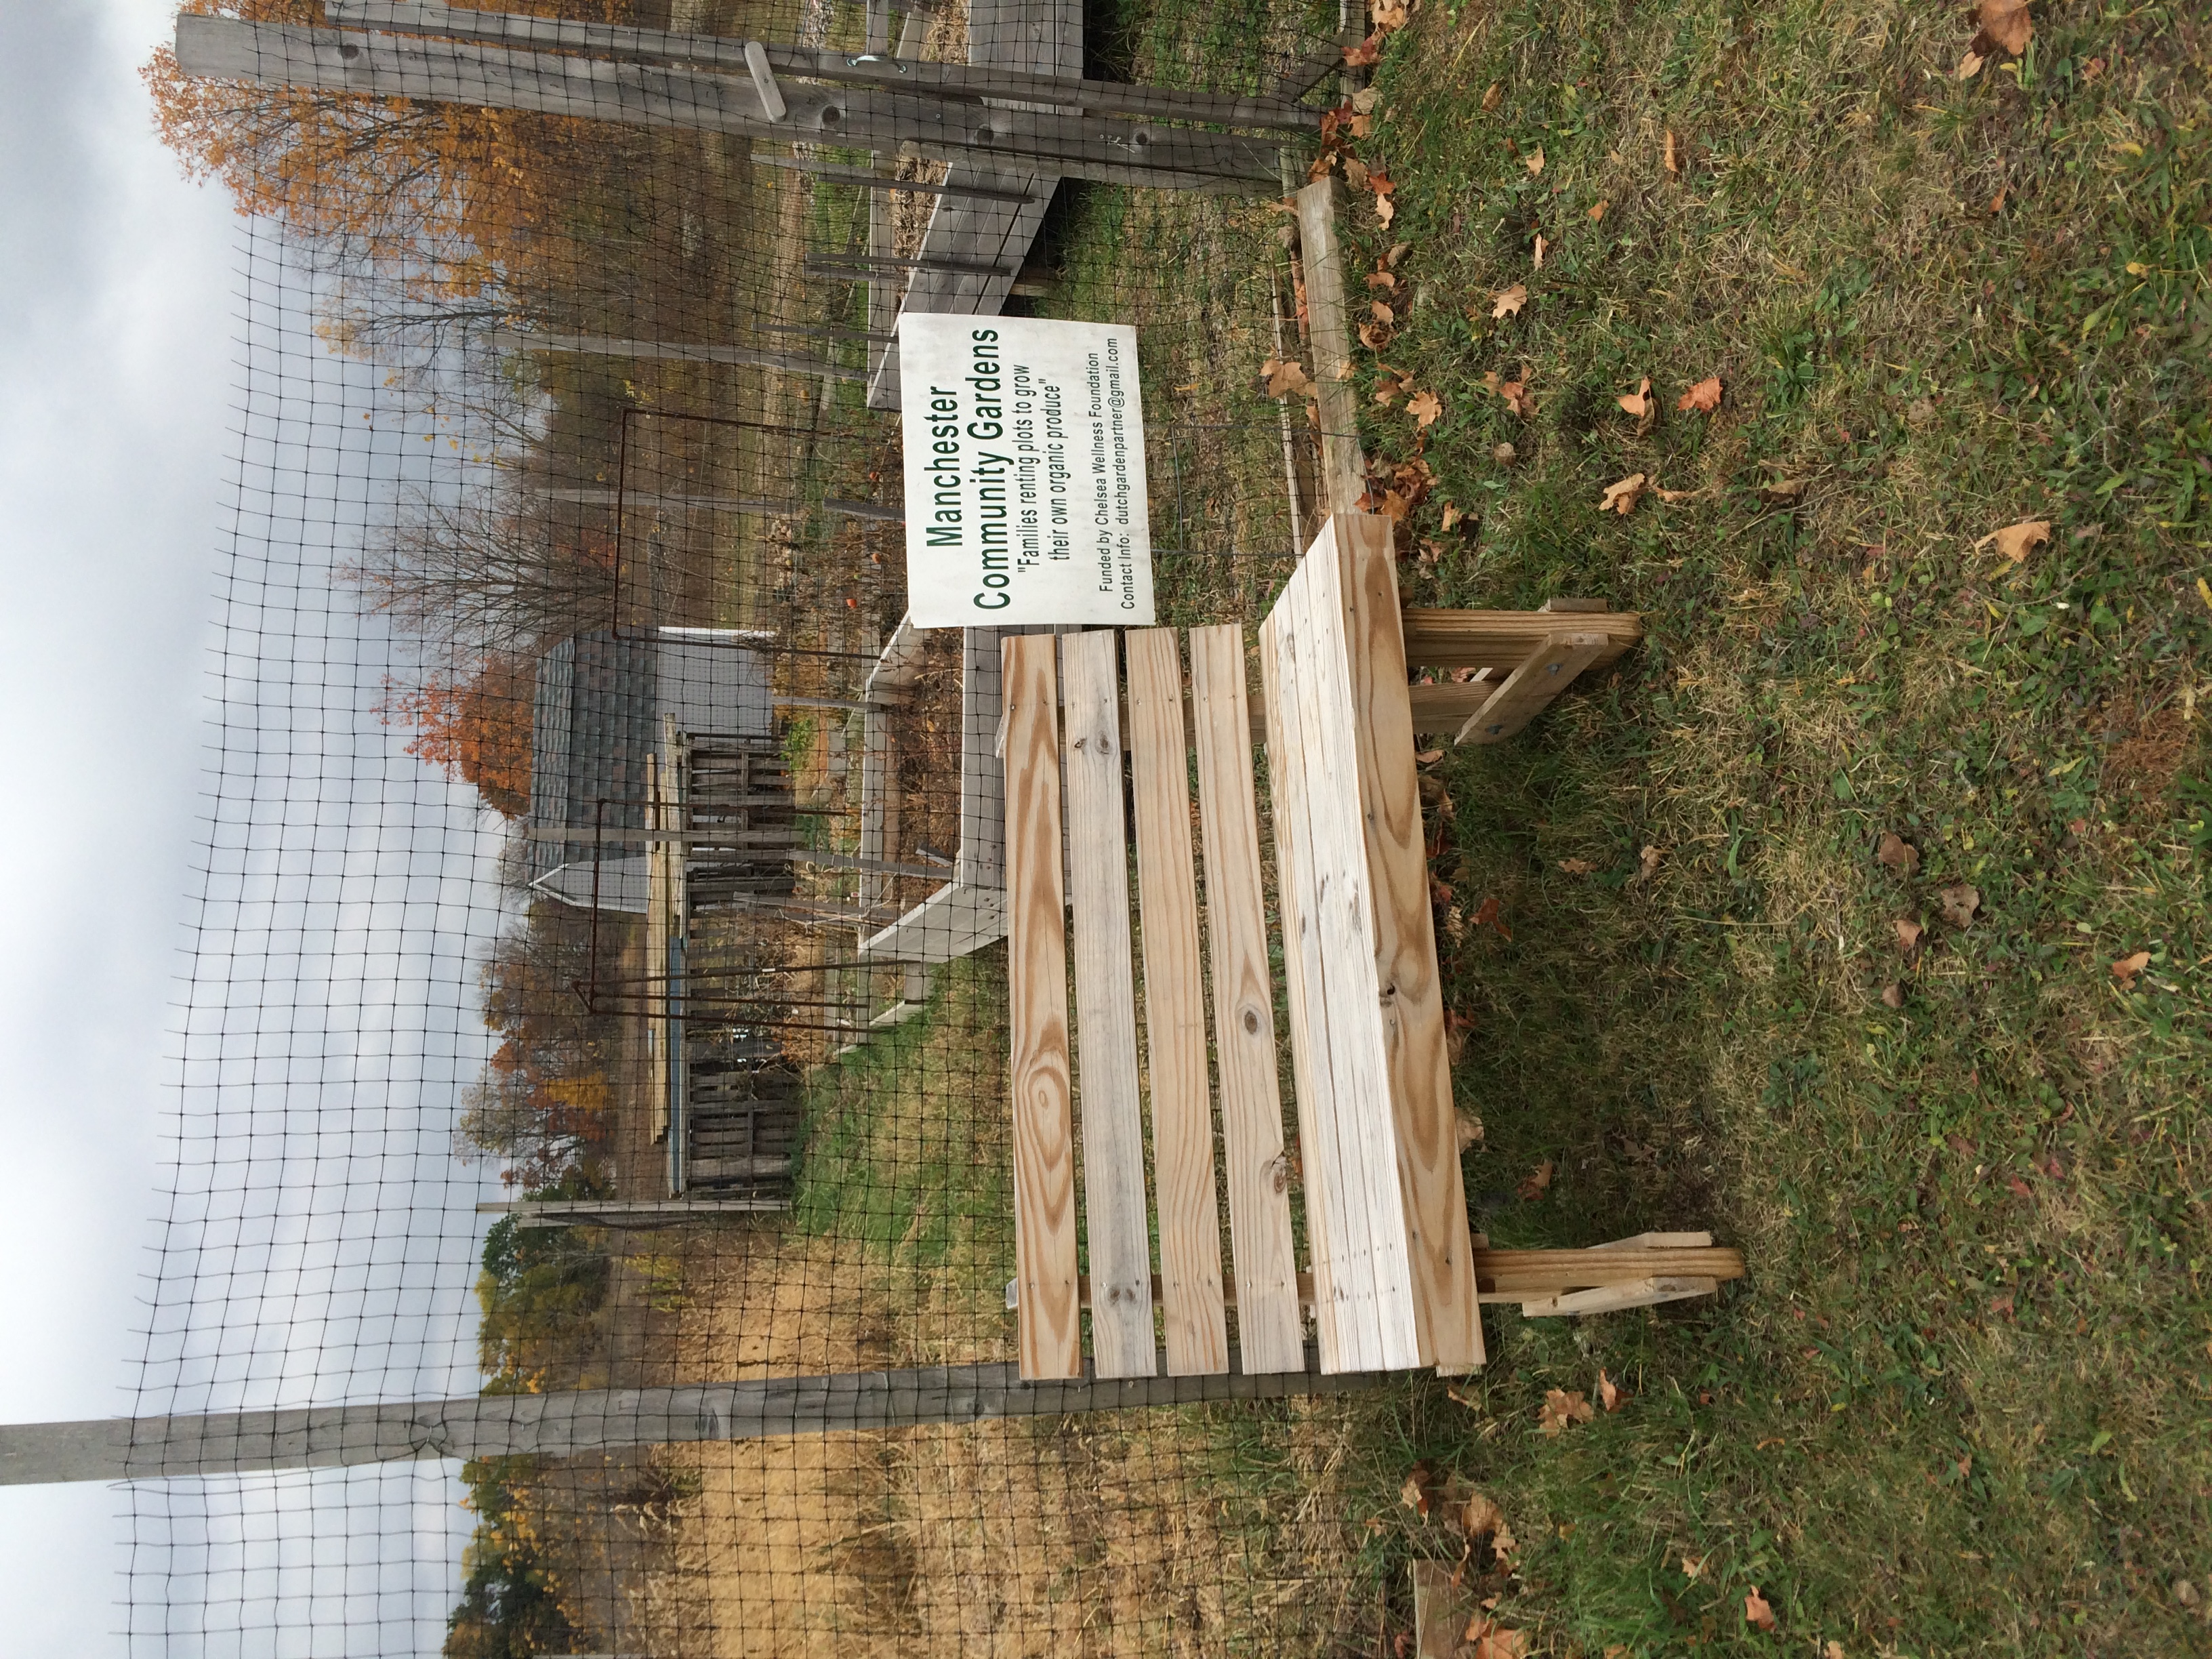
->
[{"left": 144, "top": 0, "right": 626, "bottom": 298}]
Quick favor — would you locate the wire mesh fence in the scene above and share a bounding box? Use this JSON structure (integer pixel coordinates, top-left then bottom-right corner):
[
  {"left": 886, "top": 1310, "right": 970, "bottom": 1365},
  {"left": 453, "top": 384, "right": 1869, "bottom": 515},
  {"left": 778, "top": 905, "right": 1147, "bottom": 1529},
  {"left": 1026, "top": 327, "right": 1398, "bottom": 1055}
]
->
[{"left": 125, "top": 1, "right": 1418, "bottom": 1653}]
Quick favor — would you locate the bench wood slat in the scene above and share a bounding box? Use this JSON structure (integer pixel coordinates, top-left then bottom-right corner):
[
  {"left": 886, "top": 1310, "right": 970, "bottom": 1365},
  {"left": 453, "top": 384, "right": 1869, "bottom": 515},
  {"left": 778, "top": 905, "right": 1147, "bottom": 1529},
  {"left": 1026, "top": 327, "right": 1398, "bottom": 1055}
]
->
[
  {"left": 1059, "top": 630, "right": 1158, "bottom": 1379},
  {"left": 1001, "top": 636, "right": 1081, "bottom": 1380},
  {"left": 1257, "top": 602, "right": 1354, "bottom": 1370},
  {"left": 1331, "top": 518, "right": 1485, "bottom": 1374},
  {"left": 1188, "top": 624, "right": 1305, "bottom": 1375},
  {"left": 1291, "top": 546, "right": 1422, "bottom": 1374},
  {"left": 1126, "top": 630, "right": 1230, "bottom": 1376},
  {"left": 1455, "top": 632, "right": 1610, "bottom": 745}
]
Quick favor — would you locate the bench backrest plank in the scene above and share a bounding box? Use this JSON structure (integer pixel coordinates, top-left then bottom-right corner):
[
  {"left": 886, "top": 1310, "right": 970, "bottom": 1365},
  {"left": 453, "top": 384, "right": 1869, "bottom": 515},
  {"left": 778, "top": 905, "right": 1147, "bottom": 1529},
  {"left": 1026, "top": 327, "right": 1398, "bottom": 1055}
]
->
[
  {"left": 1189, "top": 624, "right": 1306, "bottom": 1374},
  {"left": 1059, "top": 630, "right": 1159, "bottom": 1379},
  {"left": 1328, "top": 516, "right": 1486, "bottom": 1372},
  {"left": 1000, "top": 635, "right": 1081, "bottom": 1380},
  {"left": 1126, "top": 629, "right": 1231, "bottom": 1376},
  {"left": 1279, "top": 546, "right": 1423, "bottom": 1374}
]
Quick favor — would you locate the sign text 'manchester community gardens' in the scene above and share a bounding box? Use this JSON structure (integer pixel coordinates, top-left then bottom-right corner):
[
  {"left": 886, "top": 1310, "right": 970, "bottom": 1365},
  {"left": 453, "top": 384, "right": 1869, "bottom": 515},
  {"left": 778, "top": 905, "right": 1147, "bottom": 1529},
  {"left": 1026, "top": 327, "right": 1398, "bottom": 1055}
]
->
[{"left": 897, "top": 315, "right": 1153, "bottom": 628}]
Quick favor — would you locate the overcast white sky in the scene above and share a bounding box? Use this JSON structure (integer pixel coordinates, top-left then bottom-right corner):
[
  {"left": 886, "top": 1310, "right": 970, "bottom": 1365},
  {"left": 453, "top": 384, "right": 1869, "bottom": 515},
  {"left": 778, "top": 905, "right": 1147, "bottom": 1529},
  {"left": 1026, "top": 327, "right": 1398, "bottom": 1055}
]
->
[{"left": 0, "top": 6, "right": 494, "bottom": 1654}]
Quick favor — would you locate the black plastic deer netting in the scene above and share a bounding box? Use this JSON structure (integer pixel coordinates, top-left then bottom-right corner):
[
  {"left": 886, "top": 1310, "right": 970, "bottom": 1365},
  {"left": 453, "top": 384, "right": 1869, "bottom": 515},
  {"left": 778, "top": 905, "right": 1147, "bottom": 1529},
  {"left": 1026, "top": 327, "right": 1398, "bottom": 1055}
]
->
[{"left": 132, "top": 1, "right": 1399, "bottom": 1654}]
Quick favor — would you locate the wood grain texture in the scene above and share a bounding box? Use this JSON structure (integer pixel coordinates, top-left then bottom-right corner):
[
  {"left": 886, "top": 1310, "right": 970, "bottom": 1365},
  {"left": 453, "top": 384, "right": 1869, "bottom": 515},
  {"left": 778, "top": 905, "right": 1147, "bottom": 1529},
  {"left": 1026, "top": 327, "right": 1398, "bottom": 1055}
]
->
[
  {"left": 1292, "top": 533, "right": 1421, "bottom": 1372},
  {"left": 645, "top": 750, "right": 670, "bottom": 1145},
  {"left": 1472, "top": 1246, "right": 1746, "bottom": 1293},
  {"left": 1059, "top": 631, "right": 1157, "bottom": 1379},
  {"left": 1189, "top": 625, "right": 1306, "bottom": 1375},
  {"left": 1332, "top": 516, "right": 1485, "bottom": 1374},
  {"left": 1398, "top": 607, "right": 1641, "bottom": 672},
  {"left": 1294, "top": 177, "right": 1366, "bottom": 514},
  {"left": 1258, "top": 605, "right": 1349, "bottom": 1371},
  {"left": 1000, "top": 635, "right": 1080, "bottom": 1380},
  {"left": 1125, "top": 630, "right": 1229, "bottom": 1376},
  {"left": 1454, "top": 632, "right": 1607, "bottom": 745}
]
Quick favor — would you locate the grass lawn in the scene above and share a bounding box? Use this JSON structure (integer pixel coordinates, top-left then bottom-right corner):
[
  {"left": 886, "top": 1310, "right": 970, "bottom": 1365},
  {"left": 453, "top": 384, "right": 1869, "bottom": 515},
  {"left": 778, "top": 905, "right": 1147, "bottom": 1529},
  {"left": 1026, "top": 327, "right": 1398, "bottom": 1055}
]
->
[{"left": 1306, "top": 0, "right": 2212, "bottom": 1652}]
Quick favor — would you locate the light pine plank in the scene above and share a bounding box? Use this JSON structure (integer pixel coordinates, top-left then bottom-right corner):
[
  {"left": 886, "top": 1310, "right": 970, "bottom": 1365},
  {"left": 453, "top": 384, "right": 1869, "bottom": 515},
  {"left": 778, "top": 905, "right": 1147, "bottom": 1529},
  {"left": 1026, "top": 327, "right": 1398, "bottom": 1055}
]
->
[
  {"left": 1333, "top": 516, "right": 1485, "bottom": 1374},
  {"left": 1454, "top": 632, "right": 1610, "bottom": 745},
  {"left": 1125, "top": 629, "right": 1230, "bottom": 1376},
  {"left": 645, "top": 751, "right": 670, "bottom": 1145},
  {"left": 1189, "top": 625, "right": 1306, "bottom": 1374},
  {"left": 1294, "top": 176, "right": 1366, "bottom": 514},
  {"left": 1059, "top": 630, "right": 1157, "bottom": 1379},
  {"left": 1263, "top": 579, "right": 1376, "bottom": 1370},
  {"left": 1000, "top": 635, "right": 1081, "bottom": 1380},
  {"left": 1257, "top": 602, "right": 1349, "bottom": 1372},
  {"left": 1291, "top": 534, "right": 1420, "bottom": 1372},
  {"left": 1399, "top": 607, "right": 1640, "bottom": 674}
]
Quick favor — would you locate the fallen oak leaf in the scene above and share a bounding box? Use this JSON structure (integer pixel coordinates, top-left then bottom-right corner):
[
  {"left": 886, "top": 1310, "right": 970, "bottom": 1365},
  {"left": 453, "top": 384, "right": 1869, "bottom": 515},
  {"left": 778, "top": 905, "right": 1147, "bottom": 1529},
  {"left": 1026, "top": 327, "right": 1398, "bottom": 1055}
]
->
[
  {"left": 1385, "top": 239, "right": 1412, "bottom": 267},
  {"left": 1652, "top": 483, "right": 1702, "bottom": 503},
  {"left": 1759, "top": 476, "right": 1809, "bottom": 505},
  {"left": 1557, "top": 857, "right": 1595, "bottom": 874},
  {"left": 1974, "top": 518, "right": 2051, "bottom": 565},
  {"left": 1440, "top": 501, "right": 1465, "bottom": 531},
  {"left": 1343, "top": 155, "right": 1370, "bottom": 192},
  {"left": 1366, "top": 269, "right": 1399, "bottom": 292},
  {"left": 1597, "top": 1370, "right": 1629, "bottom": 1411},
  {"left": 1462, "top": 1618, "right": 1528, "bottom": 1659},
  {"left": 1677, "top": 375, "right": 1723, "bottom": 413},
  {"left": 1351, "top": 85, "right": 1381, "bottom": 114},
  {"left": 1589, "top": 199, "right": 1609, "bottom": 221},
  {"left": 1372, "top": 0, "right": 1408, "bottom": 30},
  {"left": 1517, "top": 1160, "right": 1554, "bottom": 1201},
  {"left": 1490, "top": 282, "right": 1529, "bottom": 319},
  {"left": 1875, "top": 831, "right": 1921, "bottom": 874},
  {"left": 1538, "top": 1387, "right": 1593, "bottom": 1435},
  {"left": 1679, "top": 1553, "right": 1707, "bottom": 1581},
  {"left": 1342, "top": 33, "right": 1382, "bottom": 65},
  {"left": 1357, "top": 320, "right": 1395, "bottom": 350},
  {"left": 1532, "top": 232, "right": 1550, "bottom": 268},
  {"left": 1957, "top": 47, "right": 1986, "bottom": 78},
  {"left": 1480, "top": 81, "right": 1502, "bottom": 112},
  {"left": 2111, "top": 949, "right": 2152, "bottom": 984},
  {"left": 1498, "top": 380, "right": 1535, "bottom": 418},
  {"left": 1599, "top": 472, "right": 1647, "bottom": 514},
  {"left": 1376, "top": 192, "right": 1396, "bottom": 228},
  {"left": 1525, "top": 146, "right": 1545, "bottom": 176},
  {"left": 1938, "top": 882, "right": 1982, "bottom": 928},
  {"left": 1471, "top": 893, "right": 1511, "bottom": 940},
  {"left": 1370, "top": 299, "right": 1396, "bottom": 325},
  {"left": 1632, "top": 844, "right": 1663, "bottom": 883},
  {"left": 1261, "top": 356, "right": 1315, "bottom": 399},
  {"left": 1745, "top": 1587, "right": 1779, "bottom": 1633},
  {"left": 1895, "top": 917, "right": 1924, "bottom": 952},
  {"left": 1617, "top": 376, "right": 1653, "bottom": 418},
  {"left": 1976, "top": 0, "right": 2032, "bottom": 56}
]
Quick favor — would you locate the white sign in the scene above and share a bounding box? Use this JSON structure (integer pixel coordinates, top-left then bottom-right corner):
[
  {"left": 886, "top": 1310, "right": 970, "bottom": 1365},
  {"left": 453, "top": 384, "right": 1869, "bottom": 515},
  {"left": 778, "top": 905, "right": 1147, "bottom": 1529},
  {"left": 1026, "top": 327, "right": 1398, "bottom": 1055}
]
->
[{"left": 897, "top": 314, "right": 1153, "bottom": 628}]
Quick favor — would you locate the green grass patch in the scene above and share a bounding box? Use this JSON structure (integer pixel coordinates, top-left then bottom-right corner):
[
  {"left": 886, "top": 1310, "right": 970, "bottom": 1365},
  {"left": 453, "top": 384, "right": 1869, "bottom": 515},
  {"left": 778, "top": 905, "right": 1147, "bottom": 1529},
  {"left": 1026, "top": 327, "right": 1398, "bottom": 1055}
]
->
[{"left": 1306, "top": 0, "right": 2212, "bottom": 1650}]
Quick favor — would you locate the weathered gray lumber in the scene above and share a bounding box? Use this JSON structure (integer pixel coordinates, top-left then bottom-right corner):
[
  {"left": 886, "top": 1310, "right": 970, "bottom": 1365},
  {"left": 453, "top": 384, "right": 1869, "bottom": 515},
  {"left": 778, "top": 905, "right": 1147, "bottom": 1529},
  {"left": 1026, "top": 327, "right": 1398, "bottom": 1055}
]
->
[
  {"left": 752, "top": 152, "right": 1036, "bottom": 203},
  {"left": 326, "top": 2, "right": 1320, "bottom": 131},
  {"left": 534, "top": 487, "right": 901, "bottom": 520},
  {"left": 1, "top": 1349, "right": 1379, "bottom": 1485},
  {"left": 175, "top": 17, "right": 1280, "bottom": 191},
  {"left": 492, "top": 328, "right": 863, "bottom": 380}
]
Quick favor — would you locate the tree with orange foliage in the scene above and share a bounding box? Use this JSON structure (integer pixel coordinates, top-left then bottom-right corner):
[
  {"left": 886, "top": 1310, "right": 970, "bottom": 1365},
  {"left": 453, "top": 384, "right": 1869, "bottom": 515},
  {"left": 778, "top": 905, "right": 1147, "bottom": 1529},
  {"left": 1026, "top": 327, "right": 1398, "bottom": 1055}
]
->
[
  {"left": 380, "top": 653, "right": 537, "bottom": 817},
  {"left": 144, "top": 0, "right": 627, "bottom": 298}
]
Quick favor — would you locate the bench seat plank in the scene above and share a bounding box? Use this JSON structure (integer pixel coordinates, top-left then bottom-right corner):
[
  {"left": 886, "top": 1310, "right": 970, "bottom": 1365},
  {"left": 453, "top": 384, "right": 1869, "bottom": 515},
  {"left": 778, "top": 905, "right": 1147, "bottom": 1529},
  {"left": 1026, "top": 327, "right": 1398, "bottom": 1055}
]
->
[
  {"left": 1001, "top": 636, "right": 1081, "bottom": 1380},
  {"left": 1189, "top": 625, "right": 1307, "bottom": 1375},
  {"left": 1126, "top": 630, "right": 1230, "bottom": 1376},
  {"left": 1059, "top": 630, "right": 1158, "bottom": 1379}
]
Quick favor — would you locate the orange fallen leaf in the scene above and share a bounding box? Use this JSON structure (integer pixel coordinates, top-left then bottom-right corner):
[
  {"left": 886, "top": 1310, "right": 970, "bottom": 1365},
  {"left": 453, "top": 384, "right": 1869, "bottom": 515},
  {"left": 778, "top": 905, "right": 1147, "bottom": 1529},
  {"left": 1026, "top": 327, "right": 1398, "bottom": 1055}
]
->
[
  {"left": 1376, "top": 193, "right": 1396, "bottom": 228},
  {"left": 1261, "top": 356, "right": 1314, "bottom": 398},
  {"left": 1597, "top": 1369, "right": 1629, "bottom": 1411},
  {"left": 1663, "top": 129, "right": 1681, "bottom": 176},
  {"left": 1538, "top": 1387, "right": 1593, "bottom": 1435},
  {"left": 1677, "top": 375, "right": 1723, "bottom": 413},
  {"left": 1471, "top": 893, "right": 1512, "bottom": 940},
  {"left": 1415, "top": 747, "right": 1444, "bottom": 764},
  {"left": 1989, "top": 184, "right": 2008, "bottom": 214},
  {"left": 1342, "top": 33, "right": 1382, "bottom": 65},
  {"left": 1881, "top": 982, "right": 1904, "bottom": 1009},
  {"left": 1366, "top": 270, "right": 1399, "bottom": 292},
  {"left": 1525, "top": 146, "right": 1545, "bottom": 176},
  {"left": 1385, "top": 239, "right": 1412, "bottom": 267},
  {"left": 1632, "top": 844, "right": 1663, "bottom": 883},
  {"left": 1617, "top": 377, "right": 1653, "bottom": 418},
  {"left": 1975, "top": 518, "right": 2051, "bottom": 565},
  {"left": 1653, "top": 483, "right": 1700, "bottom": 503},
  {"left": 1957, "top": 47, "right": 1986, "bottom": 78},
  {"left": 1448, "top": 1483, "right": 1518, "bottom": 1560},
  {"left": 1498, "top": 379, "right": 1535, "bottom": 418},
  {"left": 1876, "top": 831, "right": 1921, "bottom": 875},
  {"left": 2111, "top": 949, "right": 2152, "bottom": 984},
  {"left": 1517, "top": 1160, "right": 1554, "bottom": 1201},
  {"left": 1895, "top": 918, "right": 1924, "bottom": 952},
  {"left": 1462, "top": 1618, "right": 1528, "bottom": 1659},
  {"left": 1399, "top": 1462, "right": 1436, "bottom": 1515},
  {"left": 1481, "top": 81, "right": 1502, "bottom": 112},
  {"left": 1490, "top": 283, "right": 1529, "bottom": 319},
  {"left": 1440, "top": 502, "right": 1465, "bottom": 531},
  {"left": 1532, "top": 232, "right": 1550, "bottom": 269},
  {"left": 1372, "top": 0, "right": 1409, "bottom": 30},
  {"left": 1408, "top": 388, "right": 1443, "bottom": 428},
  {"left": 1679, "top": 1553, "right": 1708, "bottom": 1581},
  {"left": 1370, "top": 169, "right": 1395, "bottom": 197},
  {"left": 1557, "top": 857, "right": 1595, "bottom": 874},
  {"left": 1977, "top": 0, "right": 2032, "bottom": 56},
  {"left": 1826, "top": 1643, "right": 1848, "bottom": 1659},
  {"left": 1343, "top": 156, "right": 1371, "bottom": 192},
  {"left": 1589, "top": 199, "right": 1609, "bottom": 222},
  {"left": 1370, "top": 299, "right": 1396, "bottom": 325},
  {"left": 1599, "top": 473, "right": 1647, "bottom": 514},
  {"left": 1357, "top": 320, "right": 1395, "bottom": 350},
  {"left": 1745, "top": 1587, "right": 1779, "bottom": 1633}
]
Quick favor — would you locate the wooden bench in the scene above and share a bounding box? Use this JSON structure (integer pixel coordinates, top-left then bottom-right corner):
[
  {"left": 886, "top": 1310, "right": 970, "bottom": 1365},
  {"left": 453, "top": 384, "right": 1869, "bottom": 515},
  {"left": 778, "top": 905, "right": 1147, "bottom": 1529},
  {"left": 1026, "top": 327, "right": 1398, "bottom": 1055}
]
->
[{"left": 1002, "top": 515, "right": 1742, "bottom": 1380}]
